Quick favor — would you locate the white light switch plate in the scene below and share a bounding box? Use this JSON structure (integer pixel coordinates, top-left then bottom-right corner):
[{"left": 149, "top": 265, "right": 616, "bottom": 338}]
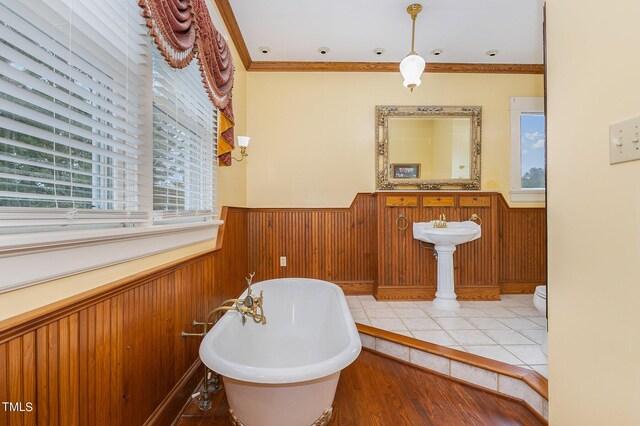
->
[
  {"left": 280, "top": 256, "right": 287, "bottom": 267},
  {"left": 610, "top": 116, "right": 640, "bottom": 165}
]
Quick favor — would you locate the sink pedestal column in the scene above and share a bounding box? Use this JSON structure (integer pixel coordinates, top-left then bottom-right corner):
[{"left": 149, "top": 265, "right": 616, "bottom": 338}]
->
[{"left": 433, "top": 245, "right": 460, "bottom": 310}]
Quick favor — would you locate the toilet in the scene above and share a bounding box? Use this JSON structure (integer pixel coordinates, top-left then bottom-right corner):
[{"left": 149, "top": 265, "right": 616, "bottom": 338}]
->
[{"left": 533, "top": 285, "right": 548, "bottom": 355}]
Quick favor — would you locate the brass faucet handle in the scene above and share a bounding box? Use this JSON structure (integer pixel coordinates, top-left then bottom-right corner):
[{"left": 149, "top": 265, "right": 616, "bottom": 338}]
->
[
  {"left": 245, "top": 272, "right": 256, "bottom": 295},
  {"left": 243, "top": 294, "right": 254, "bottom": 308}
]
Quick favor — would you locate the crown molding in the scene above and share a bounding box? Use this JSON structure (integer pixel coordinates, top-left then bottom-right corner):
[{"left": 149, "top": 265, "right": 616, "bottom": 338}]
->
[
  {"left": 248, "top": 61, "right": 544, "bottom": 74},
  {"left": 214, "top": 0, "right": 544, "bottom": 75},
  {"left": 213, "top": 0, "right": 251, "bottom": 70}
]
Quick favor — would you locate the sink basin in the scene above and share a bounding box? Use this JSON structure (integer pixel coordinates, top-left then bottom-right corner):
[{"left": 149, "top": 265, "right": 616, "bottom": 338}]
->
[
  {"left": 412, "top": 221, "right": 482, "bottom": 310},
  {"left": 413, "top": 221, "right": 481, "bottom": 246}
]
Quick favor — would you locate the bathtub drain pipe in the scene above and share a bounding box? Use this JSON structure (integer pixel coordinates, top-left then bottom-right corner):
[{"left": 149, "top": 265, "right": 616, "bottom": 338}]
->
[{"left": 196, "top": 369, "right": 222, "bottom": 410}]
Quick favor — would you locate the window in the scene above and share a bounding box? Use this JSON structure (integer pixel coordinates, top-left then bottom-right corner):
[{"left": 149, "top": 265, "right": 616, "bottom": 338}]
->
[
  {"left": 0, "top": 0, "right": 221, "bottom": 290},
  {"left": 510, "top": 97, "right": 546, "bottom": 202},
  {"left": 0, "top": 0, "right": 149, "bottom": 228},
  {"left": 152, "top": 49, "right": 217, "bottom": 222}
]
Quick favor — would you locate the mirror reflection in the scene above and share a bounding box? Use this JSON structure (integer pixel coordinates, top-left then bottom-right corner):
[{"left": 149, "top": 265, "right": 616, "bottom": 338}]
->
[
  {"left": 376, "top": 105, "right": 481, "bottom": 190},
  {"left": 388, "top": 117, "right": 472, "bottom": 180}
]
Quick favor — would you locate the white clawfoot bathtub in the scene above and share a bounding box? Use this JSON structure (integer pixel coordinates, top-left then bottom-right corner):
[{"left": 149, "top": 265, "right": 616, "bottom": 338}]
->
[{"left": 199, "top": 278, "right": 361, "bottom": 426}]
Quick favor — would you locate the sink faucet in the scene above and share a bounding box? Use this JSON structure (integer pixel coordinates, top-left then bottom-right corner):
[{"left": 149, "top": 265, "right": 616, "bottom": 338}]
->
[{"left": 434, "top": 213, "right": 448, "bottom": 228}]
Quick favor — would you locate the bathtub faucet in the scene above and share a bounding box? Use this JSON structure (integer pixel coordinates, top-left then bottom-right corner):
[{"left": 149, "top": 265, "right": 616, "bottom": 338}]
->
[
  {"left": 236, "top": 288, "right": 267, "bottom": 326},
  {"left": 181, "top": 273, "right": 266, "bottom": 340},
  {"left": 192, "top": 291, "right": 266, "bottom": 334},
  {"left": 207, "top": 272, "right": 266, "bottom": 327},
  {"left": 180, "top": 273, "right": 266, "bottom": 410}
]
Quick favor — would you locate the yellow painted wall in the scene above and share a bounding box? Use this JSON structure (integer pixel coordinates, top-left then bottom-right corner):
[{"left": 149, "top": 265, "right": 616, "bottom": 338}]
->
[
  {"left": 547, "top": 0, "right": 640, "bottom": 423},
  {"left": 0, "top": 2, "right": 248, "bottom": 321},
  {"left": 431, "top": 119, "right": 455, "bottom": 178},
  {"left": 388, "top": 118, "right": 432, "bottom": 177},
  {"left": 246, "top": 72, "right": 543, "bottom": 207},
  {"left": 217, "top": 46, "right": 248, "bottom": 208}
]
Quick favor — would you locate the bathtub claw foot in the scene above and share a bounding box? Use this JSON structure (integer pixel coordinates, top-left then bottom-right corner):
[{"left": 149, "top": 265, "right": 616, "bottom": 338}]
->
[
  {"left": 229, "top": 406, "right": 333, "bottom": 426},
  {"left": 229, "top": 409, "right": 244, "bottom": 426},
  {"left": 312, "top": 406, "right": 334, "bottom": 426}
]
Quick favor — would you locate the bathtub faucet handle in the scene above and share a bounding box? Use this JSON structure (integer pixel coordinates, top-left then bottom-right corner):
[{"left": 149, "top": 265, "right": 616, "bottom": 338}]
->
[{"left": 245, "top": 272, "right": 256, "bottom": 295}]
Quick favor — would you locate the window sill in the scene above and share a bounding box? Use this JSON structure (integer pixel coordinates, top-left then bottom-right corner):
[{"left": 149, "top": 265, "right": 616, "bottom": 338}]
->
[
  {"left": 510, "top": 190, "right": 546, "bottom": 203},
  {"left": 0, "top": 220, "right": 223, "bottom": 293}
]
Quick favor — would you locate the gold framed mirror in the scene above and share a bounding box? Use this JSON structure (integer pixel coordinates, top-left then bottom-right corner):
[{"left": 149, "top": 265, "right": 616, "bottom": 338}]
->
[{"left": 376, "top": 105, "right": 482, "bottom": 190}]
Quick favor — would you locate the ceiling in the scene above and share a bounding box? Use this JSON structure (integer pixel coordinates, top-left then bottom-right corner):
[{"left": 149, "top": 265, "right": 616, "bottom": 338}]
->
[{"left": 228, "top": 0, "right": 544, "bottom": 65}]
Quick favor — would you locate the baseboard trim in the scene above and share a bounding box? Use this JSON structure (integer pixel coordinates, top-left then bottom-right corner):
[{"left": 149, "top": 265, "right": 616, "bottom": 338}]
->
[
  {"left": 144, "top": 359, "right": 203, "bottom": 426},
  {"left": 376, "top": 286, "right": 501, "bottom": 301},
  {"left": 335, "top": 281, "right": 374, "bottom": 295},
  {"left": 500, "top": 281, "right": 545, "bottom": 294}
]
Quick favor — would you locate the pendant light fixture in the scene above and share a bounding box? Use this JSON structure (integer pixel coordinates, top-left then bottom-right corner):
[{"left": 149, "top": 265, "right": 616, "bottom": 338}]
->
[{"left": 400, "top": 3, "right": 426, "bottom": 91}]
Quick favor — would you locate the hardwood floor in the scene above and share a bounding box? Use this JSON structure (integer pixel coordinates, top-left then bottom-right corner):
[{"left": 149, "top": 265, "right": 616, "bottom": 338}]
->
[{"left": 175, "top": 350, "right": 543, "bottom": 426}]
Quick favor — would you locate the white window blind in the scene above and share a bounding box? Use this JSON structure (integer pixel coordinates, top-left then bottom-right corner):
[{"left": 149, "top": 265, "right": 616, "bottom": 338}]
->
[
  {"left": 152, "top": 49, "right": 216, "bottom": 222},
  {"left": 0, "top": 0, "right": 149, "bottom": 228}
]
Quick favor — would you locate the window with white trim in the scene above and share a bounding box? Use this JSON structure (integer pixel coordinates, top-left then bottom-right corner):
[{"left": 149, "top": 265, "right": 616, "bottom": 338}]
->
[
  {"left": 510, "top": 97, "right": 546, "bottom": 203},
  {"left": 0, "top": 0, "right": 221, "bottom": 291}
]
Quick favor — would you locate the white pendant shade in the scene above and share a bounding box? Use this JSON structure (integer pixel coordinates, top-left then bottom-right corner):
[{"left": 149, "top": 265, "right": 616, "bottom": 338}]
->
[
  {"left": 237, "top": 136, "right": 251, "bottom": 148},
  {"left": 400, "top": 54, "right": 426, "bottom": 89}
]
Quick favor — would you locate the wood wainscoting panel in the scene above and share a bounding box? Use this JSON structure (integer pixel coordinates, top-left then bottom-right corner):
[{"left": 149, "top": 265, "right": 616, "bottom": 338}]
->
[
  {"left": 246, "top": 192, "right": 546, "bottom": 299},
  {"left": 247, "top": 194, "right": 377, "bottom": 292},
  {"left": 376, "top": 193, "right": 501, "bottom": 295},
  {"left": 0, "top": 207, "right": 249, "bottom": 426},
  {"left": 498, "top": 198, "right": 547, "bottom": 293}
]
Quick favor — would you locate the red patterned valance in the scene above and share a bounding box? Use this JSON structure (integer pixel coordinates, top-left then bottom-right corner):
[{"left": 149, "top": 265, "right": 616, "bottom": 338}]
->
[{"left": 138, "top": 0, "right": 235, "bottom": 166}]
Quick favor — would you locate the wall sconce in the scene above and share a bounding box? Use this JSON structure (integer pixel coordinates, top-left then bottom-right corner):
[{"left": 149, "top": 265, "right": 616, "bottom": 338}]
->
[{"left": 233, "top": 136, "right": 250, "bottom": 162}]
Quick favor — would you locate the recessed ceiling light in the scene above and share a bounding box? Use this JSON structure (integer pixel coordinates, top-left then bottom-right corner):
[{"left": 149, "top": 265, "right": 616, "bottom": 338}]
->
[
  {"left": 486, "top": 49, "right": 499, "bottom": 57},
  {"left": 258, "top": 46, "right": 271, "bottom": 54},
  {"left": 373, "top": 48, "right": 385, "bottom": 56},
  {"left": 318, "top": 47, "right": 330, "bottom": 55},
  {"left": 431, "top": 49, "right": 443, "bottom": 56}
]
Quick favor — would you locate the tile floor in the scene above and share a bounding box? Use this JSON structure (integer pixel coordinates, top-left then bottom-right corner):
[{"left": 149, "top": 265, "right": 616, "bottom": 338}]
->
[{"left": 347, "top": 294, "right": 548, "bottom": 378}]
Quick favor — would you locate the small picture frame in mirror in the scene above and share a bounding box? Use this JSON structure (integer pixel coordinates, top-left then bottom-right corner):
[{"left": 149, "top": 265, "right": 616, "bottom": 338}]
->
[{"left": 391, "top": 163, "right": 421, "bottom": 179}]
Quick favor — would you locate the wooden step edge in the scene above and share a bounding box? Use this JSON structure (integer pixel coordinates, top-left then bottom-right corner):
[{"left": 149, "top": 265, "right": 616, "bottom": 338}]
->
[
  {"left": 363, "top": 347, "right": 548, "bottom": 426},
  {"left": 356, "top": 323, "right": 548, "bottom": 399},
  {"left": 357, "top": 323, "right": 549, "bottom": 421}
]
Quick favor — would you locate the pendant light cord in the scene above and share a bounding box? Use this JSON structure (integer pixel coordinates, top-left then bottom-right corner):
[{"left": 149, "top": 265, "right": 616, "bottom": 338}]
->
[{"left": 411, "top": 15, "right": 416, "bottom": 54}]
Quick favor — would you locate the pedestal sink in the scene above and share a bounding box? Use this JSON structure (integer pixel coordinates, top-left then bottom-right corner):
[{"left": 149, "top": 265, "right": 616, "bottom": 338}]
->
[{"left": 413, "top": 221, "right": 482, "bottom": 309}]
